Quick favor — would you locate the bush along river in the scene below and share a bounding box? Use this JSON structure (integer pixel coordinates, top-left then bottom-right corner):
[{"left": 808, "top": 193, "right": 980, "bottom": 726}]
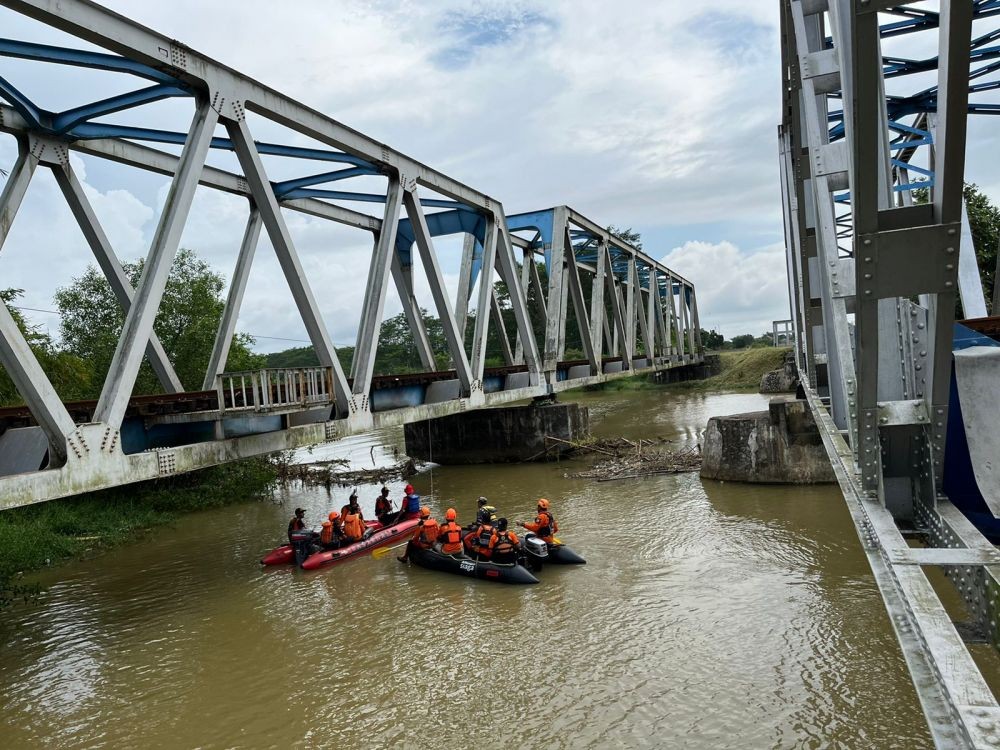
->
[{"left": 0, "top": 388, "right": 932, "bottom": 749}]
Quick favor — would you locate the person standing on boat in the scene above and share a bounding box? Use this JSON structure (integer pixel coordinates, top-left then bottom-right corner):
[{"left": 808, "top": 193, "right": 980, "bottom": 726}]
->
[
  {"left": 397, "top": 507, "right": 438, "bottom": 562},
  {"left": 488, "top": 518, "right": 520, "bottom": 565},
  {"left": 463, "top": 513, "right": 496, "bottom": 561},
  {"left": 375, "top": 486, "right": 394, "bottom": 525},
  {"left": 518, "top": 498, "right": 559, "bottom": 544},
  {"left": 287, "top": 507, "right": 306, "bottom": 544},
  {"left": 437, "top": 508, "right": 464, "bottom": 556},
  {"left": 475, "top": 497, "right": 497, "bottom": 526}
]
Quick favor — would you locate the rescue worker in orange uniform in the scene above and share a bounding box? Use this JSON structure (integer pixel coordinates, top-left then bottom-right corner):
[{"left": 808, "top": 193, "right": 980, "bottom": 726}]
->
[
  {"left": 374, "top": 486, "right": 393, "bottom": 525},
  {"left": 488, "top": 518, "right": 520, "bottom": 565},
  {"left": 517, "top": 498, "right": 559, "bottom": 543},
  {"left": 320, "top": 512, "right": 344, "bottom": 550},
  {"left": 437, "top": 508, "right": 464, "bottom": 555},
  {"left": 342, "top": 504, "right": 366, "bottom": 544},
  {"left": 340, "top": 491, "right": 363, "bottom": 525},
  {"left": 463, "top": 514, "right": 495, "bottom": 561},
  {"left": 287, "top": 507, "right": 306, "bottom": 544},
  {"left": 398, "top": 507, "right": 438, "bottom": 562}
]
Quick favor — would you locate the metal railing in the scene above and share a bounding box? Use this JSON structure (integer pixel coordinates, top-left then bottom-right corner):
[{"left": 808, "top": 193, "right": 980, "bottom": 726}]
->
[{"left": 217, "top": 367, "right": 334, "bottom": 413}]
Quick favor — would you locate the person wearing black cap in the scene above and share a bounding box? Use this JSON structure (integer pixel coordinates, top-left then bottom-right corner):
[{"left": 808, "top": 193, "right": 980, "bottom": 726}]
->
[
  {"left": 374, "top": 486, "right": 394, "bottom": 525},
  {"left": 287, "top": 508, "right": 306, "bottom": 545}
]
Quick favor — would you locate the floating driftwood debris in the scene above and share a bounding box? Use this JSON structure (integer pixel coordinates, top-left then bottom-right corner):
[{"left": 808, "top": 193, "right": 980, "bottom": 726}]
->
[
  {"left": 277, "top": 457, "right": 421, "bottom": 488},
  {"left": 558, "top": 437, "right": 702, "bottom": 481}
]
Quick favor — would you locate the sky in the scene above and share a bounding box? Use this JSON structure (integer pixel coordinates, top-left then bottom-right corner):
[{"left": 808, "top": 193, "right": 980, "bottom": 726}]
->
[{"left": 1, "top": 0, "right": 998, "bottom": 353}]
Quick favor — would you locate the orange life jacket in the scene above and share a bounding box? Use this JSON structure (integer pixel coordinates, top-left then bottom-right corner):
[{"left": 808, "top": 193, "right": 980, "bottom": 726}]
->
[
  {"left": 438, "top": 521, "right": 463, "bottom": 553},
  {"left": 490, "top": 530, "right": 519, "bottom": 556},
  {"left": 535, "top": 511, "right": 557, "bottom": 540},
  {"left": 343, "top": 512, "right": 364, "bottom": 541},
  {"left": 375, "top": 497, "right": 392, "bottom": 516},
  {"left": 320, "top": 524, "right": 334, "bottom": 545},
  {"left": 414, "top": 518, "right": 439, "bottom": 547}
]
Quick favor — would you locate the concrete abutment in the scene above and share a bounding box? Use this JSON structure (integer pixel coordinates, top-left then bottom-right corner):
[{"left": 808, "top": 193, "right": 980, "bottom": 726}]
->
[{"left": 403, "top": 399, "right": 590, "bottom": 464}]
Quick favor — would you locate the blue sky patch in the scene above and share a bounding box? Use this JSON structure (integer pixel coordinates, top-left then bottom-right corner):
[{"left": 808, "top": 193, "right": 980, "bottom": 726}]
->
[{"left": 432, "top": 8, "right": 557, "bottom": 69}]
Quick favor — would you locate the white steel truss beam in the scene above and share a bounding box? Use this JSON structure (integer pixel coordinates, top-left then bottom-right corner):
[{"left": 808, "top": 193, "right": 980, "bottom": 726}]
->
[{"left": 95, "top": 101, "right": 219, "bottom": 429}]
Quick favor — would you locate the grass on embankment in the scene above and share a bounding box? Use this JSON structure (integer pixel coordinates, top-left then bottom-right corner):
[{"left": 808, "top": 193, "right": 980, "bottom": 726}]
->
[
  {"left": 577, "top": 346, "right": 792, "bottom": 393},
  {"left": 0, "top": 457, "right": 278, "bottom": 605},
  {"left": 683, "top": 347, "right": 791, "bottom": 392}
]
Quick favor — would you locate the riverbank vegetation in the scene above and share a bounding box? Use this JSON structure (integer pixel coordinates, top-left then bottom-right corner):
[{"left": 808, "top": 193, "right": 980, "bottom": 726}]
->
[
  {"left": 581, "top": 347, "right": 790, "bottom": 394},
  {"left": 0, "top": 458, "right": 278, "bottom": 607}
]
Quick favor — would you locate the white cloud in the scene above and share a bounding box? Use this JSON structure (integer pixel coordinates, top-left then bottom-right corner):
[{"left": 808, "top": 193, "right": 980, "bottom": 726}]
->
[{"left": 661, "top": 240, "right": 790, "bottom": 339}]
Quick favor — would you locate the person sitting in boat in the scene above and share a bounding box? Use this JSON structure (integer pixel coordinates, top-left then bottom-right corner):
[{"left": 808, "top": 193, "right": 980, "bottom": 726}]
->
[
  {"left": 374, "top": 486, "right": 394, "bottom": 525},
  {"left": 517, "top": 498, "right": 559, "bottom": 544},
  {"left": 437, "top": 508, "right": 464, "bottom": 556},
  {"left": 475, "top": 497, "right": 498, "bottom": 526},
  {"left": 397, "top": 507, "right": 438, "bottom": 563},
  {"left": 287, "top": 507, "right": 306, "bottom": 545},
  {"left": 488, "top": 518, "right": 520, "bottom": 565},
  {"left": 394, "top": 484, "right": 421, "bottom": 522},
  {"left": 319, "top": 512, "right": 344, "bottom": 550},
  {"left": 463, "top": 514, "right": 496, "bottom": 561},
  {"left": 342, "top": 505, "right": 366, "bottom": 544},
  {"left": 340, "top": 491, "right": 363, "bottom": 524}
]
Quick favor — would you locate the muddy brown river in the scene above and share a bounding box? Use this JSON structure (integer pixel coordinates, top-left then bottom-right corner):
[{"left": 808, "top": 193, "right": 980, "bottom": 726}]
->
[{"left": 0, "top": 390, "right": 933, "bottom": 749}]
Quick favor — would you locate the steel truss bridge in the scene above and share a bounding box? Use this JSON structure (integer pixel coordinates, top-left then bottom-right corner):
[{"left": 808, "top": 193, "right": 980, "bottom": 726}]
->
[
  {"left": 0, "top": 1, "right": 703, "bottom": 509},
  {"left": 781, "top": 1, "right": 1000, "bottom": 746}
]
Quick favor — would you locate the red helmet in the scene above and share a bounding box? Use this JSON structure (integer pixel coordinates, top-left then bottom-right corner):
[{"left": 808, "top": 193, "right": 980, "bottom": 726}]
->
[
  {"left": 405, "top": 484, "right": 415, "bottom": 494},
  {"left": 419, "top": 506, "right": 431, "bottom": 519},
  {"left": 445, "top": 508, "right": 457, "bottom": 521},
  {"left": 537, "top": 498, "right": 550, "bottom": 510}
]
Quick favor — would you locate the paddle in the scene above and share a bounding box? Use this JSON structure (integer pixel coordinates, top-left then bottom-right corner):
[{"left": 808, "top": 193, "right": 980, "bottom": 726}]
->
[{"left": 372, "top": 541, "right": 409, "bottom": 559}]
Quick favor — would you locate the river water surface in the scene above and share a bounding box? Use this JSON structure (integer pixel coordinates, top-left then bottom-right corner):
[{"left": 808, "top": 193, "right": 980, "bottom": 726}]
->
[{"left": 0, "top": 390, "right": 932, "bottom": 749}]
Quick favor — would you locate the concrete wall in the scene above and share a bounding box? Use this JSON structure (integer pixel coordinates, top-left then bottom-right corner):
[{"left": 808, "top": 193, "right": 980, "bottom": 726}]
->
[
  {"left": 701, "top": 397, "right": 834, "bottom": 484},
  {"left": 760, "top": 351, "right": 800, "bottom": 394},
  {"left": 404, "top": 401, "right": 590, "bottom": 464}
]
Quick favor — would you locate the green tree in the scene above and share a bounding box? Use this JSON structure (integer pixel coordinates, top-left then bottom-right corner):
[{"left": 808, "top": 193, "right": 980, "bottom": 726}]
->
[
  {"left": 701, "top": 329, "right": 724, "bottom": 350},
  {"left": 964, "top": 184, "right": 999, "bottom": 311},
  {"left": 0, "top": 289, "right": 93, "bottom": 406},
  {"left": 730, "top": 333, "right": 755, "bottom": 350},
  {"left": 607, "top": 225, "right": 643, "bottom": 251},
  {"left": 54, "top": 249, "right": 263, "bottom": 397}
]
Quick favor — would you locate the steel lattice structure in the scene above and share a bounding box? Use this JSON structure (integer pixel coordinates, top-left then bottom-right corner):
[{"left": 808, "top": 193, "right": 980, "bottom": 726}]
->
[
  {"left": 0, "top": 0, "right": 702, "bottom": 509},
  {"left": 781, "top": 1, "right": 1000, "bottom": 747}
]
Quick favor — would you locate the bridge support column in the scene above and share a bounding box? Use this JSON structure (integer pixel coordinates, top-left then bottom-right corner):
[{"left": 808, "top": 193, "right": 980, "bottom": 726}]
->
[{"left": 403, "top": 399, "right": 589, "bottom": 464}]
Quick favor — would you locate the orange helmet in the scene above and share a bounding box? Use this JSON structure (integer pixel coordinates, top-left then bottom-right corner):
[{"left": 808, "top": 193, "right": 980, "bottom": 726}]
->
[
  {"left": 537, "top": 498, "right": 550, "bottom": 510},
  {"left": 328, "top": 511, "right": 338, "bottom": 521},
  {"left": 419, "top": 506, "right": 431, "bottom": 518},
  {"left": 445, "top": 508, "right": 457, "bottom": 521}
]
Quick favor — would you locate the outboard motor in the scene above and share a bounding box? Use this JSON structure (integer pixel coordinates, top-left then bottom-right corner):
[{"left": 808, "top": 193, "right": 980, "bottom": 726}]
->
[
  {"left": 290, "top": 530, "right": 315, "bottom": 567},
  {"left": 520, "top": 532, "right": 549, "bottom": 572}
]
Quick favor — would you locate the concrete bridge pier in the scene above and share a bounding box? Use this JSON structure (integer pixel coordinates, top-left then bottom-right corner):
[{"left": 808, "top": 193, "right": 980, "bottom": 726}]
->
[{"left": 403, "top": 397, "right": 589, "bottom": 464}]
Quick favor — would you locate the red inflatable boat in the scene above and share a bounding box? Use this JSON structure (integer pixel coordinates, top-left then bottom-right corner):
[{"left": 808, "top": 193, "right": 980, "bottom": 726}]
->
[{"left": 261, "top": 518, "right": 420, "bottom": 569}]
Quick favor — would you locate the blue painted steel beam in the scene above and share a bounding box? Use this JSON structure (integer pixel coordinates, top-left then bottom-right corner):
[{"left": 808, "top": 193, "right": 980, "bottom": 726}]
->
[
  {"left": 395, "top": 209, "right": 486, "bottom": 268},
  {"left": 0, "top": 38, "right": 181, "bottom": 85},
  {"left": 272, "top": 166, "right": 380, "bottom": 198},
  {"left": 0, "top": 73, "right": 42, "bottom": 127},
  {"left": 50, "top": 83, "right": 189, "bottom": 133},
  {"left": 68, "top": 122, "right": 376, "bottom": 166}
]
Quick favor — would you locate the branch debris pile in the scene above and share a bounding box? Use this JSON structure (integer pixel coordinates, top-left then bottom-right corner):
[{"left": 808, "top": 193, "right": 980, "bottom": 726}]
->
[{"left": 557, "top": 436, "right": 702, "bottom": 482}]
